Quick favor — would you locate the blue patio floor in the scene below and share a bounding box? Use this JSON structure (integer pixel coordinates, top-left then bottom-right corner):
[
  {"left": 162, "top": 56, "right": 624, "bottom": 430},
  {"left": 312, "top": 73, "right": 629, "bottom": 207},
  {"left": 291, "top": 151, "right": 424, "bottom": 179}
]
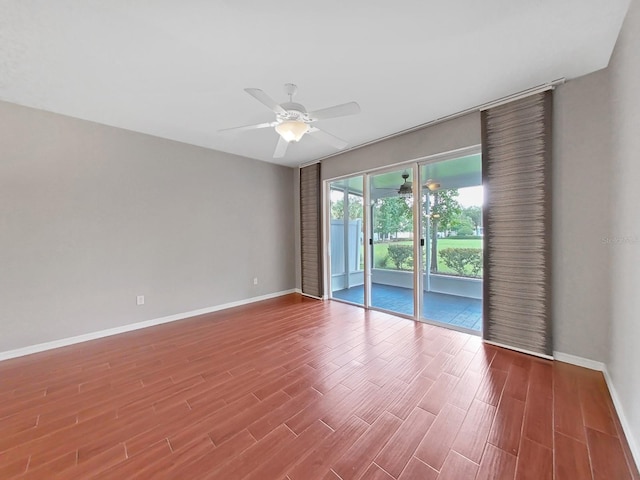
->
[{"left": 332, "top": 283, "right": 482, "bottom": 331}]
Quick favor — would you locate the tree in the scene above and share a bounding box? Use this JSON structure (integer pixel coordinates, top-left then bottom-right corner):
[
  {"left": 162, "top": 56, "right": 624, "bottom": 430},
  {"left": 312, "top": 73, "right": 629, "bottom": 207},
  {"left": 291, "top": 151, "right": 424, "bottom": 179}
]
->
[
  {"left": 374, "top": 196, "right": 412, "bottom": 240},
  {"left": 331, "top": 196, "right": 363, "bottom": 220},
  {"left": 427, "top": 189, "right": 462, "bottom": 273},
  {"left": 463, "top": 206, "right": 482, "bottom": 233},
  {"left": 451, "top": 213, "right": 475, "bottom": 236}
]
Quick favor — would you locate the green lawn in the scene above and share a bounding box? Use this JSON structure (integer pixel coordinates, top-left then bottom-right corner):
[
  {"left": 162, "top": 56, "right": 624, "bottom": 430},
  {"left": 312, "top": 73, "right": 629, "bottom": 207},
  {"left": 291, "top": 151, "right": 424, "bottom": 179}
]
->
[{"left": 371, "top": 238, "right": 483, "bottom": 276}]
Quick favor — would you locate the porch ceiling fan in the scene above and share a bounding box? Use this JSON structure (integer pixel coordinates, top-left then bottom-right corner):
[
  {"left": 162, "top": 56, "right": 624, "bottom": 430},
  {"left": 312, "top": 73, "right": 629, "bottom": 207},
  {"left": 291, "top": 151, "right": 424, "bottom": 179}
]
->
[
  {"left": 373, "top": 171, "right": 413, "bottom": 196},
  {"left": 397, "top": 171, "right": 413, "bottom": 195},
  {"left": 219, "top": 83, "right": 361, "bottom": 158},
  {"left": 373, "top": 173, "right": 441, "bottom": 197}
]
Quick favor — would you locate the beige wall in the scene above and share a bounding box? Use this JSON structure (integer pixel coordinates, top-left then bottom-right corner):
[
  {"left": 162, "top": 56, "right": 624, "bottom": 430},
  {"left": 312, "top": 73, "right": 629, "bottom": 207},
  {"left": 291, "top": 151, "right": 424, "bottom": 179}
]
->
[
  {"left": 552, "top": 70, "right": 613, "bottom": 361},
  {"left": 607, "top": 0, "right": 640, "bottom": 461},
  {"left": 0, "top": 101, "right": 295, "bottom": 352},
  {"left": 321, "top": 112, "right": 481, "bottom": 181}
]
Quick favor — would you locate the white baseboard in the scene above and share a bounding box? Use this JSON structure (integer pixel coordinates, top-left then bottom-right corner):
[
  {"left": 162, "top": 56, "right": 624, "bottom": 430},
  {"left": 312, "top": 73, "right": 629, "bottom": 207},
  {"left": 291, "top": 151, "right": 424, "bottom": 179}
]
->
[
  {"left": 485, "top": 340, "right": 553, "bottom": 360},
  {"left": 553, "top": 351, "right": 606, "bottom": 371},
  {"left": 554, "top": 351, "right": 639, "bottom": 472},
  {"left": 602, "top": 366, "right": 640, "bottom": 472},
  {"left": 0, "top": 289, "right": 297, "bottom": 362}
]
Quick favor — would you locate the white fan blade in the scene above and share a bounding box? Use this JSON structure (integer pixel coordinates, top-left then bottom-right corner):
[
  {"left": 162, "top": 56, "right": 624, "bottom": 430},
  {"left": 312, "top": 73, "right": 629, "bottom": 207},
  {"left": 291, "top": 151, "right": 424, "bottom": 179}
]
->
[
  {"left": 244, "top": 88, "right": 287, "bottom": 115},
  {"left": 218, "top": 121, "right": 275, "bottom": 133},
  {"left": 308, "top": 127, "right": 348, "bottom": 150},
  {"left": 308, "top": 101, "right": 360, "bottom": 121},
  {"left": 273, "top": 136, "right": 289, "bottom": 158}
]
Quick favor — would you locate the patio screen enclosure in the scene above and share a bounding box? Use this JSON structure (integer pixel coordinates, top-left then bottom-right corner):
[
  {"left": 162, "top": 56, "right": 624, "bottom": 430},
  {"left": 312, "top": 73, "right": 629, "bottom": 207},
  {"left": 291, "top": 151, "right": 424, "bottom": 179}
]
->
[{"left": 328, "top": 152, "right": 484, "bottom": 333}]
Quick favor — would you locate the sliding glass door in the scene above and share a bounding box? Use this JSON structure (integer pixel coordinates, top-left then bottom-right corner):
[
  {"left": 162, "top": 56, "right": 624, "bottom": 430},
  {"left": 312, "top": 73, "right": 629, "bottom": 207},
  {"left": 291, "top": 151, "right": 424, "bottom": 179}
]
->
[
  {"left": 326, "top": 150, "right": 483, "bottom": 334},
  {"left": 420, "top": 154, "right": 483, "bottom": 332},
  {"left": 369, "top": 169, "right": 415, "bottom": 317},
  {"left": 328, "top": 176, "right": 365, "bottom": 305}
]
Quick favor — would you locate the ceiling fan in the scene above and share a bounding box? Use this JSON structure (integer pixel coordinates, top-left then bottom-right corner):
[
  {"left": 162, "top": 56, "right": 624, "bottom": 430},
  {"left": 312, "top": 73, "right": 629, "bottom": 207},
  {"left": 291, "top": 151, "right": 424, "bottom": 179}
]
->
[
  {"left": 374, "top": 173, "right": 441, "bottom": 196},
  {"left": 397, "top": 171, "right": 413, "bottom": 195},
  {"left": 219, "top": 83, "right": 360, "bottom": 158},
  {"left": 373, "top": 171, "right": 413, "bottom": 196}
]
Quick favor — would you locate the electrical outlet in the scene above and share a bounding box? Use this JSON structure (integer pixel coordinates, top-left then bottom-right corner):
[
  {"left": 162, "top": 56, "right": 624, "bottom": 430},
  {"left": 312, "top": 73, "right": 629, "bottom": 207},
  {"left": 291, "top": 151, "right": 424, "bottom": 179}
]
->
[
  {"left": 136, "top": 295, "right": 145, "bottom": 306},
  {"left": 253, "top": 277, "right": 258, "bottom": 285}
]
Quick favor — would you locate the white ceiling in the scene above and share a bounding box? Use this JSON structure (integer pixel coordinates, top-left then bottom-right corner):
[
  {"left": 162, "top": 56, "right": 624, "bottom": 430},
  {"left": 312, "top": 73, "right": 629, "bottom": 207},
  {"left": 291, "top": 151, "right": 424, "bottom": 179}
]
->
[{"left": 0, "top": 0, "right": 630, "bottom": 167}]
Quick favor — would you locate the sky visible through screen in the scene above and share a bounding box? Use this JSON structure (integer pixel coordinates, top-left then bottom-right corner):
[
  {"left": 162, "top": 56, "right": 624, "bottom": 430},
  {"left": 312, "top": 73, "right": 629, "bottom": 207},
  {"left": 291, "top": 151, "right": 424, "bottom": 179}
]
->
[{"left": 457, "top": 185, "right": 483, "bottom": 207}]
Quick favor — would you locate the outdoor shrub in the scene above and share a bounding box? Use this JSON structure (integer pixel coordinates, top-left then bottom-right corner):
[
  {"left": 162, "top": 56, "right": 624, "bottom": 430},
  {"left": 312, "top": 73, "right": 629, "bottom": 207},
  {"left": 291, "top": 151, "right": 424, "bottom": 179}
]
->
[
  {"left": 439, "top": 248, "right": 483, "bottom": 277},
  {"left": 375, "top": 254, "right": 390, "bottom": 269},
  {"left": 387, "top": 244, "right": 413, "bottom": 270},
  {"left": 456, "top": 225, "right": 475, "bottom": 237}
]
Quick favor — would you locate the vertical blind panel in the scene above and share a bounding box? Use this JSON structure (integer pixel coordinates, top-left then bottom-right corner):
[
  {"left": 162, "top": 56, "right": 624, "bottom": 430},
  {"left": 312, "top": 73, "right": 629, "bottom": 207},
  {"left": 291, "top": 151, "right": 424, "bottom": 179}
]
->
[
  {"left": 300, "top": 163, "right": 323, "bottom": 298},
  {"left": 482, "top": 91, "right": 552, "bottom": 357}
]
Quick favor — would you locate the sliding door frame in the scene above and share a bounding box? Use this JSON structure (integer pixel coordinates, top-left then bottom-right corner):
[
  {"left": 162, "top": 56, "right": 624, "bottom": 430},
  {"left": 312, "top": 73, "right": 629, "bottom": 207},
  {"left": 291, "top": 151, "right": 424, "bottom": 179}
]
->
[
  {"left": 417, "top": 146, "right": 483, "bottom": 335},
  {"left": 323, "top": 175, "right": 368, "bottom": 305},
  {"left": 366, "top": 163, "right": 419, "bottom": 319},
  {"left": 323, "top": 145, "right": 482, "bottom": 335}
]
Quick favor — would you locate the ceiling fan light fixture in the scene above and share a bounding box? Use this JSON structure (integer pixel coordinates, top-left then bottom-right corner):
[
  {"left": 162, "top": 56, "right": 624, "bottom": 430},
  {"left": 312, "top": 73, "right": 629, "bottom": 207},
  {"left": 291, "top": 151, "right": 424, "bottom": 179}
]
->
[
  {"left": 275, "top": 120, "right": 309, "bottom": 142},
  {"left": 424, "top": 179, "right": 441, "bottom": 191}
]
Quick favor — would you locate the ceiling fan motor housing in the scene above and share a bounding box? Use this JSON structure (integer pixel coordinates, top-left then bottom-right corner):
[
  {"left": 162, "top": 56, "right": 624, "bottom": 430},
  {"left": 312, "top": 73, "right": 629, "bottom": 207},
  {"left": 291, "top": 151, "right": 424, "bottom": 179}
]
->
[{"left": 278, "top": 102, "right": 310, "bottom": 123}]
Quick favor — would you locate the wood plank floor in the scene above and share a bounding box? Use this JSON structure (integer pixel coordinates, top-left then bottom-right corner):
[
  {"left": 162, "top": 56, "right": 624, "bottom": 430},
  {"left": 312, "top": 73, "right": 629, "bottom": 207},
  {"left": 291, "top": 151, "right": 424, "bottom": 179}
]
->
[{"left": 0, "top": 294, "right": 637, "bottom": 479}]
